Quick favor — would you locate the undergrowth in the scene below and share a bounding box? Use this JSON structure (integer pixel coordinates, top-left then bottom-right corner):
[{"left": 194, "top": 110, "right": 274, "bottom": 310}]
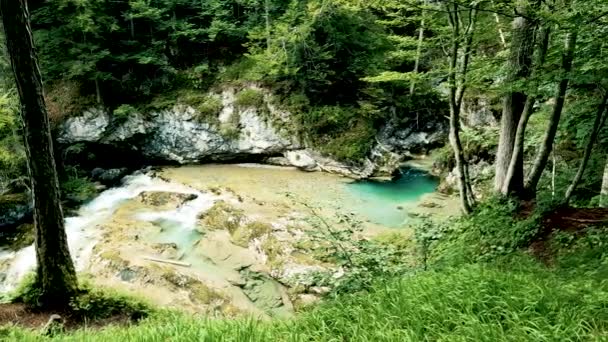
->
[
  {"left": 3, "top": 199, "right": 608, "bottom": 341},
  {"left": 10, "top": 275, "right": 150, "bottom": 322},
  {"left": 3, "top": 250, "right": 608, "bottom": 341}
]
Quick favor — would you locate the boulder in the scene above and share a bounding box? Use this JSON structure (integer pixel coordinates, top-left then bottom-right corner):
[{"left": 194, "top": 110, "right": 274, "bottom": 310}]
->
[
  {"left": 285, "top": 150, "right": 317, "bottom": 171},
  {"left": 91, "top": 167, "right": 129, "bottom": 185},
  {"left": 58, "top": 107, "right": 109, "bottom": 143}
]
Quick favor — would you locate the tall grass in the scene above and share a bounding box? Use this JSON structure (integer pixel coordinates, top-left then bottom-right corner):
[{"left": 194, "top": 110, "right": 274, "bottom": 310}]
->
[{"left": 3, "top": 255, "right": 607, "bottom": 341}]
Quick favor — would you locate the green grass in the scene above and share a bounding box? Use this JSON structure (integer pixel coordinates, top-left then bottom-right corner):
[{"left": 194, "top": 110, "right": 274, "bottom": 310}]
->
[
  {"left": 4, "top": 201, "right": 608, "bottom": 341},
  {"left": 3, "top": 252, "right": 608, "bottom": 341}
]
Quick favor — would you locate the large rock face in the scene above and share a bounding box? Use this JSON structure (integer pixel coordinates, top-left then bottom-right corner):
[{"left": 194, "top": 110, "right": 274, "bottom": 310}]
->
[
  {"left": 58, "top": 85, "right": 446, "bottom": 178},
  {"left": 59, "top": 87, "right": 298, "bottom": 164}
]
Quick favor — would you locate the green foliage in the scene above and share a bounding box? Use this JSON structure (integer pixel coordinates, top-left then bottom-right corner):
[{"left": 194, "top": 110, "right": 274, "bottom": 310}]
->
[
  {"left": 298, "top": 207, "right": 413, "bottom": 294},
  {"left": 112, "top": 104, "right": 137, "bottom": 122},
  {"left": 298, "top": 105, "right": 378, "bottom": 161},
  {"left": 68, "top": 283, "right": 150, "bottom": 321},
  {"left": 235, "top": 89, "right": 265, "bottom": 109},
  {"left": 179, "top": 93, "right": 223, "bottom": 124},
  {"left": 5, "top": 249, "right": 608, "bottom": 341},
  {"left": 11, "top": 274, "right": 150, "bottom": 320},
  {"left": 424, "top": 198, "right": 541, "bottom": 265},
  {"left": 60, "top": 175, "right": 98, "bottom": 205},
  {"left": 10, "top": 274, "right": 42, "bottom": 307}
]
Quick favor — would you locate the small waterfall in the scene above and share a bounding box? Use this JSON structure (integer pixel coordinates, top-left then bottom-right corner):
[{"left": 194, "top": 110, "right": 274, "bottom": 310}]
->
[{"left": 0, "top": 172, "right": 214, "bottom": 293}]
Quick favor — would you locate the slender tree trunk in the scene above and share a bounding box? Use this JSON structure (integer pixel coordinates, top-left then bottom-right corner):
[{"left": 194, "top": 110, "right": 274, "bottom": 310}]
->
[
  {"left": 94, "top": 78, "right": 101, "bottom": 104},
  {"left": 494, "top": 2, "right": 539, "bottom": 191},
  {"left": 265, "top": 0, "right": 271, "bottom": 52},
  {"left": 601, "top": 156, "right": 608, "bottom": 207},
  {"left": 0, "top": 0, "right": 78, "bottom": 308},
  {"left": 526, "top": 31, "right": 577, "bottom": 193},
  {"left": 410, "top": 3, "right": 426, "bottom": 94},
  {"left": 501, "top": 27, "right": 550, "bottom": 196},
  {"left": 564, "top": 93, "right": 608, "bottom": 203},
  {"left": 551, "top": 150, "right": 556, "bottom": 199},
  {"left": 490, "top": 0, "right": 507, "bottom": 47},
  {"left": 446, "top": 3, "right": 478, "bottom": 214},
  {"left": 494, "top": 13, "right": 507, "bottom": 48}
]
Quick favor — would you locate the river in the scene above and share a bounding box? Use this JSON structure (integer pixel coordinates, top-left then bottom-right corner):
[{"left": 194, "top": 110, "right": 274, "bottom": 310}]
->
[{"left": 0, "top": 164, "right": 449, "bottom": 316}]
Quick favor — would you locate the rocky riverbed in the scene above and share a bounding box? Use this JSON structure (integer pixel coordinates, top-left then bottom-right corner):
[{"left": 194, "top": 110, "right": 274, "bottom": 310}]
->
[{"left": 0, "top": 164, "right": 456, "bottom": 317}]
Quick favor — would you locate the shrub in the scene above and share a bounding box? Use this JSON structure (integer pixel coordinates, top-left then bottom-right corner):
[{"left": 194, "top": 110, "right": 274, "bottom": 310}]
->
[
  {"left": 61, "top": 175, "right": 98, "bottom": 205},
  {"left": 424, "top": 197, "right": 540, "bottom": 265},
  {"left": 69, "top": 283, "right": 150, "bottom": 321},
  {"left": 112, "top": 104, "right": 137, "bottom": 122},
  {"left": 235, "top": 89, "right": 265, "bottom": 109}
]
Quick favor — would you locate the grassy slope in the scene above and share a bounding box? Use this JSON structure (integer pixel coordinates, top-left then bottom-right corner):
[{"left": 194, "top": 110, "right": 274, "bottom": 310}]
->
[{"left": 3, "top": 252, "right": 607, "bottom": 342}]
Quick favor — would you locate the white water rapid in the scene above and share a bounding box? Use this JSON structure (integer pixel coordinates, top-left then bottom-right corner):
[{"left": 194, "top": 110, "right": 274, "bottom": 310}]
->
[{"left": 0, "top": 172, "right": 217, "bottom": 293}]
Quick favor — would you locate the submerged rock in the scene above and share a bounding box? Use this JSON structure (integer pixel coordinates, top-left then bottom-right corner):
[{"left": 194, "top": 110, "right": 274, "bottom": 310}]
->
[{"left": 138, "top": 191, "right": 198, "bottom": 209}]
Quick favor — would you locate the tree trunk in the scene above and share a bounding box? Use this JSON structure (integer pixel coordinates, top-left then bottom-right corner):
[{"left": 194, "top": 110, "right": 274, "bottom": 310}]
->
[
  {"left": 265, "top": 0, "right": 271, "bottom": 52},
  {"left": 494, "top": 2, "right": 538, "bottom": 191},
  {"left": 490, "top": 0, "right": 507, "bottom": 47},
  {"left": 445, "top": 3, "right": 478, "bottom": 214},
  {"left": 0, "top": 0, "right": 78, "bottom": 308},
  {"left": 410, "top": 4, "right": 425, "bottom": 95},
  {"left": 501, "top": 26, "right": 550, "bottom": 197},
  {"left": 601, "top": 156, "right": 608, "bottom": 208},
  {"left": 94, "top": 78, "right": 102, "bottom": 104},
  {"left": 525, "top": 31, "right": 577, "bottom": 193},
  {"left": 564, "top": 93, "right": 608, "bottom": 203}
]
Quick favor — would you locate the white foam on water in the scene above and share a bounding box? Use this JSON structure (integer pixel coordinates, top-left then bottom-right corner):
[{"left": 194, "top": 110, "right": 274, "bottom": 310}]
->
[{"left": 0, "top": 173, "right": 214, "bottom": 293}]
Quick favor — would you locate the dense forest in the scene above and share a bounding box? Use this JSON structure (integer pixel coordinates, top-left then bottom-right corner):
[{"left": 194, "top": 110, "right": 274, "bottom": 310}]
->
[{"left": 0, "top": 0, "right": 607, "bottom": 340}]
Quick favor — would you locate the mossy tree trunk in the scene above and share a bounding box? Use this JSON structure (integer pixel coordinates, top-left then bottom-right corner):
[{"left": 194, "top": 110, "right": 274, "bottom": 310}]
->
[
  {"left": 0, "top": 0, "right": 78, "bottom": 308},
  {"left": 501, "top": 26, "right": 550, "bottom": 197},
  {"left": 494, "top": 1, "right": 539, "bottom": 192}
]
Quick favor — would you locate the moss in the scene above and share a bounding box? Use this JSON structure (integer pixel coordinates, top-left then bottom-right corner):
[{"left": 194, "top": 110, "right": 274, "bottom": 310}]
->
[
  {"left": 143, "top": 90, "right": 222, "bottom": 125},
  {"left": 261, "top": 236, "right": 284, "bottom": 266},
  {"left": 189, "top": 282, "right": 225, "bottom": 304},
  {"left": 230, "top": 221, "right": 273, "bottom": 247},
  {"left": 235, "top": 89, "right": 265, "bottom": 109},
  {"left": 69, "top": 282, "right": 151, "bottom": 320},
  {"left": 100, "top": 251, "right": 129, "bottom": 268},
  {"left": 219, "top": 110, "right": 241, "bottom": 140},
  {"left": 197, "top": 201, "right": 244, "bottom": 233},
  {"left": 373, "top": 231, "right": 414, "bottom": 252},
  {"left": 161, "top": 271, "right": 225, "bottom": 305},
  {"left": 4, "top": 223, "right": 34, "bottom": 251},
  {"left": 113, "top": 104, "right": 137, "bottom": 122},
  {"left": 0, "top": 193, "right": 28, "bottom": 208}
]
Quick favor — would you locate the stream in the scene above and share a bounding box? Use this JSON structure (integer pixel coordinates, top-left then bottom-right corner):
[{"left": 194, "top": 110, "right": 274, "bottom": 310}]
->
[{"left": 0, "top": 164, "right": 442, "bottom": 315}]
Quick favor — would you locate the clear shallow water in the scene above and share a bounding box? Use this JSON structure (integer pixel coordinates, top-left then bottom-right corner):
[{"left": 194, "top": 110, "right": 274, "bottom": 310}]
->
[
  {"left": 346, "top": 168, "right": 438, "bottom": 227},
  {"left": 0, "top": 165, "right": 438, "bottom": 294}
]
